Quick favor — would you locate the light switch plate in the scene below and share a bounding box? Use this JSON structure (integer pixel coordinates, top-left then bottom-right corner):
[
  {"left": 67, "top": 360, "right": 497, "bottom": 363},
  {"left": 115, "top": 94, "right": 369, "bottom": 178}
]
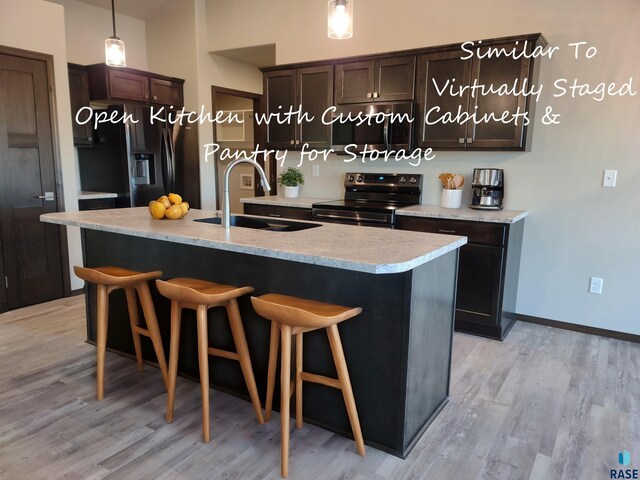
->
[
  {"left": 312, "top": 164, "right": 320, "bottom": 177},
  {"left": 603, "top": 170, "right": 617, "bottom": 187}
]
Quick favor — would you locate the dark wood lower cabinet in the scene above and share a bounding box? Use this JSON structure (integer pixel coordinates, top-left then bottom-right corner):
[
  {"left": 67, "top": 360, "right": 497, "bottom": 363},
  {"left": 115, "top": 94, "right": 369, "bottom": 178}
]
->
[
  {"left": 396, "top": 216, "right": 524, "bottom": 340},
  {"left": 243, "top": 203, "right": 312, "bottom": 221}
]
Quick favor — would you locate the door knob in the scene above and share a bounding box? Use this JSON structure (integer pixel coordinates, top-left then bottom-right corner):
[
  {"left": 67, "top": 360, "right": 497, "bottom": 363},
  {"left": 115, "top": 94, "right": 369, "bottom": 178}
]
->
[{"left": 34, "top": 192, "right": 55, "bottom": 201}]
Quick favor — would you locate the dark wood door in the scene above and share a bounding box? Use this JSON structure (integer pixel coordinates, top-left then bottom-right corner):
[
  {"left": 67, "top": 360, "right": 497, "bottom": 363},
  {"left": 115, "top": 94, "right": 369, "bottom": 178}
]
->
[
  {"left": 68, "top": 65, "right": 93, "bottom": 145},
  {"left": 374, "top": 56, "right": 416, "bottom": 102},
  {"left": 297, "top": 65, "right": 333, "bottom": 149},
  {"left": 263, "top": 69, "right": 296, "bottom": 149},
  {"left": 0, "top": 53, "right": 64, "bottom": 310},
  {"left": 107, "top": 69, "right": 150, "bottom": 102},
  {"left": 468, "top": 41, "right": 530, "bottom": 149},
  {"left": 416, "top": 50, "right": 472, "bottom": 149},
  {"left": 149, "top": 78, "right": 184, "bottom": 107},
  {"left": 335, "top": 61, "right": 374, "bottom": 104}
]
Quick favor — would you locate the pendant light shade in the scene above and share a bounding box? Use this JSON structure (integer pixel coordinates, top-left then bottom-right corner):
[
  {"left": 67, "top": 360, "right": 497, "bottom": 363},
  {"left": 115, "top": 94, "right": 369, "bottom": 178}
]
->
[
  {"left": 328, "top": 0, "right": 353, "bottom": 39},
  {"left": 105, "top": 0, "right": 126, "bottom": 66}
]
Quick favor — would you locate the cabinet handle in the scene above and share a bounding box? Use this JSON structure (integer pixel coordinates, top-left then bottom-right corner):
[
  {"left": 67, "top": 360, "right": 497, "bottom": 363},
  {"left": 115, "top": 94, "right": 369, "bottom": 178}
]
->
[
  {"left": 88, "top": 136, "right": 93, "bottom": 142},
  {"left": 290, "top": 140, "right": 295, "bottom": 145},
  {"left": 438, "top": 229, "right": 456, "bottom": 234},
  {"left": 144, "top": 94, "right": 149, "bottom": 99},
  {"left": 153, "top": 95, "right": 158, "bottom": 100},
  {"left": 458, "top": 138, "right": 465, "bottom": 144},
  {"left": 295, "top": 139, "right": 300, "bottom": 145},
  {"left": 373, "top": 92, "right": 379, "bottom": 98},
  {"left": 268, "top": 214, "right": 282, "bottom": 217},
  {"left": 467, "top": 137, "right": 473, "bottom": 144},
  {"left": 366, "top": 92, "right": 373, "bottom": 98}
]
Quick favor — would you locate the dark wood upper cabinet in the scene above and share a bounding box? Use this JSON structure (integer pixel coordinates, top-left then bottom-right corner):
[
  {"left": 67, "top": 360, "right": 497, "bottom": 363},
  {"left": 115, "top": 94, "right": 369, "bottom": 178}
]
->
[
  {"left": 263, "top": 65, "right": 333, "bottom": 149},
  {"left": 335, "top": 56, "right": 415, "bottom": 104},
  {"left": 67, "top": 64, "right": 93, "bottom": 146},
  {"left": 416, "top": 34, "right": 543, "bottom": 150},
  {"left": 86, "top": 64, "right": 184, "bottom": 108}
]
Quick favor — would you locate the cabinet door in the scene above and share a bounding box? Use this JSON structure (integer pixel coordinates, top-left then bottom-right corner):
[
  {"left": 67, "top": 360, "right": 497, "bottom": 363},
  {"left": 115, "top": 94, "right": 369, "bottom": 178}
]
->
[
  {"left": 264, "top": 69, "right": 297, "bottom": 149},
  {"left": 297, "top": 65, "right": 333, "bottom": 149},
  {"left": 107, "top": 69, "right": 150, "bottom": 102},
  {"left": 416, "top": 50, "right": 471, "bottom": 149},
  {"left": 68, "top": 66, "right": 93, "bottom": 145},
  {"left": 149, "top": 78, "right": 184, "bottom": 107},
  {"left": 374, "top": 56, "right": 416, "bottom": 102},
  {"left": 467, "top": 41, "right": 530, "bottom": 149},
  {"left": 456, "top": 244, "right": 504, "bottom": 326},
  {"left": 335, "top": 61, "right": 374, "bottom": 104}
]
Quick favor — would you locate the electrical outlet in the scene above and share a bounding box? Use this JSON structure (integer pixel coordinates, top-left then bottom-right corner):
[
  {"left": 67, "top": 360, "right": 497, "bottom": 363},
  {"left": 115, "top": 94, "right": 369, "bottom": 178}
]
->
[
  {"left": 589, "top": 277, "right": 603, "bottom": 295},
  {"left": 603, "top": 170, "right": 617, "bottom": 187},
  {"left": 312, "top": 164, "right": 320, "bottom": 177}
]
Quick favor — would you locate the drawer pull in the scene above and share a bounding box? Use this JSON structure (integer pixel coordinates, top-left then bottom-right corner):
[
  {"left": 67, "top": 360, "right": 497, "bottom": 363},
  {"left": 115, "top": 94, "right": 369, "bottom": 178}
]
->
[
  {"left": 268, "top": 214, "right": 282, "bottom": 217},
  {"left": 438, "top": 229, "right": 456, "bottom": 234}
]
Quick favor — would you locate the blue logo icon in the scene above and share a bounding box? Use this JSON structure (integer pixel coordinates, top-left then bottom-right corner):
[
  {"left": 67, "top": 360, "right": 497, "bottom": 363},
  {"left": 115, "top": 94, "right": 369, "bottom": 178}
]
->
[{"left": 620, "top": 451, "right": 631, "bottom": 466}]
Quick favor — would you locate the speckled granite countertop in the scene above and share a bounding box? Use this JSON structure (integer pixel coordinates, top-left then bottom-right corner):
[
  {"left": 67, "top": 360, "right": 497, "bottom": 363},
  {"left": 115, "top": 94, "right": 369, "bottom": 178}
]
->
[
  {"left": 240, "top": 196, "right": 332, "bottom": 208},
  {"left": 396, "top": 205, "right": 527, "bottom": 223},
  {"left": 41, "top": 208, "right": 466, "bottom": 274}
]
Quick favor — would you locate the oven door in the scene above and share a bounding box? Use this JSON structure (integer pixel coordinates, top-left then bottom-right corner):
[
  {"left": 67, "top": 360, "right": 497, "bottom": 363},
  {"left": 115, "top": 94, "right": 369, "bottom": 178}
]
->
[
  {"left": 312, "top": 208, "right": 393, "bottom": 228},
  {"left": 331, "top": 102, "right": 414, "bottom": 153}
]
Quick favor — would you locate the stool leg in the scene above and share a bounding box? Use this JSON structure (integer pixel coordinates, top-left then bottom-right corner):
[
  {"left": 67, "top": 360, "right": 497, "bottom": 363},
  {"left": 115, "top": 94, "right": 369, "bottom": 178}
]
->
[
  {"left": 196, "top": 304, "right": 211, "bottom": 442},
  {"left": 225, "top": 299, "right": 264, "bottom": 424},
  {"left": 295, "top": 333, "right": 303, "bottom": 429},
  {"left": 280, "top": 324, "right": 292, "bottom": 478},
  {"left": 166, "top": 300, "right": 182, "bottom": 423},
  {"left": 326, "top": 324, "right": 366, "bottom": 457},
  {"left": 136, "top": 282, "right": 168, "bottom": 388},
  {"left": 124, "top": 287, "right": 144, "bottom": 372},
  {"left": 265, "top": 320, "right": 279, "bottom": 422},
  {"left": 96, "top": 284, "right": 109, "bottom": 401}
]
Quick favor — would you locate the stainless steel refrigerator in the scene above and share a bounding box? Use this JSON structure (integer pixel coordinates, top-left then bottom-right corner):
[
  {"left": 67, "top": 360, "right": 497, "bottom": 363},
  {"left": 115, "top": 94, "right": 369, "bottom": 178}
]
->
[{"left": 78, "top": 104, "right": 183, "bottom": 207}]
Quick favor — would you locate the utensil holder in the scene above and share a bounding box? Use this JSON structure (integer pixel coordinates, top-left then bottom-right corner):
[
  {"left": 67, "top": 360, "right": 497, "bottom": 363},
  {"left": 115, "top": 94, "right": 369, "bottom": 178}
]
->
[{"left": 441, "top": 189, "right": 462, "bottom": 209}]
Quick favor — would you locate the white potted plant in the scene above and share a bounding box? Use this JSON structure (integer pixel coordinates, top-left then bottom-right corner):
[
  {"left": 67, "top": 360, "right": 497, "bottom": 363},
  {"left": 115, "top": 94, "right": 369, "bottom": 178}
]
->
[{"left": 278, "top": 167, "right": 305, "bottom": 199}]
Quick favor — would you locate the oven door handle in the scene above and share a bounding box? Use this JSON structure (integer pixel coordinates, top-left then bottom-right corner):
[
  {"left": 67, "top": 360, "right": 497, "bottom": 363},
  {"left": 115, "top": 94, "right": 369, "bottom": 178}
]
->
[{"left": 313, "top": 212, "right": 389, "bottom": 224}]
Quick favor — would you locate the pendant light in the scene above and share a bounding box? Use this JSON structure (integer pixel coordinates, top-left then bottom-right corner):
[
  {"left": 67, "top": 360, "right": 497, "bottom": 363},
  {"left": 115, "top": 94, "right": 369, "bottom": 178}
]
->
[
  {"left": 327, "top": 0, "right": 353, "bottom": 39},
  {"left": 105, "top": 0, "right": 126, "bottom": 67}
]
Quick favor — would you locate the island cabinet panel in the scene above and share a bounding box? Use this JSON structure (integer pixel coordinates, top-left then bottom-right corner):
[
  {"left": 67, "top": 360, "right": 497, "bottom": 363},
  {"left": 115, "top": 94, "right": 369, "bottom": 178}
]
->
[
  {"left": 86, "top": 64, "right": 184, "bottom": 108},
  {"left": 243, "top": 203, "right": 312, "bottom": 220},
  {"left": 416, "top": 34, "right": 543, "bottom": 150},
  {"left": 81, "top": 229, "right": 458, "bottom": 458},
  {"left": 68, "top": 64, "right": 93, "bottom": 146},
  {"left": 263, "top": 66, "right": 333, "bottom": 149},
  {"left": 396, "top": 216, "right": 524, "bottom": 340},
  {"left": 335, "top": 56, "right": 416, "bottom": 104}
]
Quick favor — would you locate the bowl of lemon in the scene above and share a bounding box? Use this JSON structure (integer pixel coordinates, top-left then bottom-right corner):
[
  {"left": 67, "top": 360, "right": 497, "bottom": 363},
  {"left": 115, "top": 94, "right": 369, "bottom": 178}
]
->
[{"left": 148, "top": 193, "right": 190, "bottom": 220}]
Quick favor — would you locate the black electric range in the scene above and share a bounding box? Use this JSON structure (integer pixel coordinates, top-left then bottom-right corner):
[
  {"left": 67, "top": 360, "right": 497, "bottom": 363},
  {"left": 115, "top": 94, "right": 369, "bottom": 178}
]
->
[{"left": 312, "top": 172, "right": 423, "bottom": 228}]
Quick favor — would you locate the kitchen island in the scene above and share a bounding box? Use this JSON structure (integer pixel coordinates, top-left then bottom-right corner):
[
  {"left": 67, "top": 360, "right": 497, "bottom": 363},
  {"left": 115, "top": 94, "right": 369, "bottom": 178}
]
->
[{"left": 41, "top": 208, "right": 466, "bottom": 458}]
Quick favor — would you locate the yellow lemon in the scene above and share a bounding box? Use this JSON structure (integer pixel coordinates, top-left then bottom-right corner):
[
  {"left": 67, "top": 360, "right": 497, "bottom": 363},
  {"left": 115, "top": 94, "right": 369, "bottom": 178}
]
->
[
  {"left": 149, "top": 201, "right": 166, "bottom": 219},
  {"left": 179, "top": 202, "right": 189, "bottom": 215},
  {"left": 148, "top": 200, "right": 155, "bottom": 214},
  {"left": 157, "top": 195, "right": 171, "bottom": 209},
  {"left": 165, "top": 204, "right": 183, "bottom": 220},
  {"left": 168, "top": 193, "right": 182, "bottom": 205}
]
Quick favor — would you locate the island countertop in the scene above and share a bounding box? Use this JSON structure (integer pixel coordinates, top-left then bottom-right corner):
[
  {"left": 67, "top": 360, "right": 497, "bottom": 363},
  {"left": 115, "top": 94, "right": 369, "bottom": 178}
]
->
[{"left": 41, "top": 208, "right": 466, "bottom": 274}]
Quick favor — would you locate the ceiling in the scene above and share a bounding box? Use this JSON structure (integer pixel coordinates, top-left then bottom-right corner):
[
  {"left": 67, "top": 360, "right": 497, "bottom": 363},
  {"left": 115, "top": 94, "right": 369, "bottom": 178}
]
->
[{"left": 73, "top": 0, "right": 174, "bottom": 20}]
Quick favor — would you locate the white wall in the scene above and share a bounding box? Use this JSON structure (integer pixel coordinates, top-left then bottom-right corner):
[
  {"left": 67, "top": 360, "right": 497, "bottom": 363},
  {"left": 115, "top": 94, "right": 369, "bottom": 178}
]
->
[
  {"left": 205, "top": 0, "right": 640, "bottom": 334},
  {"left": 1, "top": 0, "right": 83, "bottom": 290},
  {"left": 48, "top": 0, "right": 148, "bottom": 69}
]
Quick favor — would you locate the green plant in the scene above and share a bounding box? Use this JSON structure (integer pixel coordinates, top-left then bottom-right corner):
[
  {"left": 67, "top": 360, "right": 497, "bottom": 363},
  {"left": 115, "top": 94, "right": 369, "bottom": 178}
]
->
[{"left": 277, "top": 167, "right": 305, "bottom": 187}]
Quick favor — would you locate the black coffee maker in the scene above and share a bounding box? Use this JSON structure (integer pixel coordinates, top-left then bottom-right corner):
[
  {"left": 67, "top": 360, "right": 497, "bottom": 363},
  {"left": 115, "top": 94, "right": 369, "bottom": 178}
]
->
[{"left": 470, "top": 168, "right": 504, "bottom": 210}]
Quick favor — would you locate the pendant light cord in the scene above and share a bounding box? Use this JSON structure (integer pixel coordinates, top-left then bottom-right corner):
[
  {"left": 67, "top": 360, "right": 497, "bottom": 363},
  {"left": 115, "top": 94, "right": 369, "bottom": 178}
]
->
[{"left": 111, "top": 0, "right": 117, "bottom": 37}]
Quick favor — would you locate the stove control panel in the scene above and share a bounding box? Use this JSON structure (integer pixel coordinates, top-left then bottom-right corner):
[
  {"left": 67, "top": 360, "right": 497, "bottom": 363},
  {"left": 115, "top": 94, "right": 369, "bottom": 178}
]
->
[{"left": 345, "top": 172, "right": 422, "bottom": 188}]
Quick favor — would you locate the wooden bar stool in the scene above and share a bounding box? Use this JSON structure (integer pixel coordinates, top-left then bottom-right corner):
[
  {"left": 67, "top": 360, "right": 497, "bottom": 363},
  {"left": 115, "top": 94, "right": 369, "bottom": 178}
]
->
[
  {"left": 155, "top": 277, "right": 264, "bottom": 442},
  {"left": 251, "top": 293, "right": 366, "bottom": 478},
  {"left": 73, "top": 266, "right": 168, "bottom": 400}
]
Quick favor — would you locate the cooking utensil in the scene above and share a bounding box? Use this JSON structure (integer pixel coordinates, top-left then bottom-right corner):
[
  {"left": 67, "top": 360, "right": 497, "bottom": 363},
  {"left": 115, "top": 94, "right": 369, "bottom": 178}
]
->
[{"left": 452, "top": 174, "right": 464, "bottom": 189}]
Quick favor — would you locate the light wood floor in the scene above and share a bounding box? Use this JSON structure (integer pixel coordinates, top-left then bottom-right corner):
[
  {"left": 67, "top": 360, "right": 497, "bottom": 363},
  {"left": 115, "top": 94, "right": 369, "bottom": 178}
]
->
[{"left": 0, "top": 296, "right": 638, "bottom": 479}]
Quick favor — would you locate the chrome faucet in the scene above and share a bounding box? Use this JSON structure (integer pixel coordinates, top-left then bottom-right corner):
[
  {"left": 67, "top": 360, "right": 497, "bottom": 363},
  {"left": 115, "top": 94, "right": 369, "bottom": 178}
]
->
[{"left": 222, "top": 159, "right": 271, "bottom": 229}]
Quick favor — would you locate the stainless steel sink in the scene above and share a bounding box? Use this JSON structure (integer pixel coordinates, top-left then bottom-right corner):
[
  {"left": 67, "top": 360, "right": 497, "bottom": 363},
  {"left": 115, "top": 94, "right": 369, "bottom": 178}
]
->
[{"left": 194, "top": 215, "right": 322, "bottom": 232}]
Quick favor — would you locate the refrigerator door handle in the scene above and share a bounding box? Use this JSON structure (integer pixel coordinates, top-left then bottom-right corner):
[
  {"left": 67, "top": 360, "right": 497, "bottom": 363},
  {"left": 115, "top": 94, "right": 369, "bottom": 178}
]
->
[{"left": 162, "top": 126, "right": 175, "bottom": 193}]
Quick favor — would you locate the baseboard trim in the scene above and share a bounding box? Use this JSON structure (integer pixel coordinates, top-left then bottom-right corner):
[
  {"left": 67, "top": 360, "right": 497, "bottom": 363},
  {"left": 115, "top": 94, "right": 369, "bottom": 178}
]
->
[
  {"left": 70, "top": 288, "right": 84, "bottom": 297},
  {"left": 516, "top": 314, "right": 640, "bottom": 344}
]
